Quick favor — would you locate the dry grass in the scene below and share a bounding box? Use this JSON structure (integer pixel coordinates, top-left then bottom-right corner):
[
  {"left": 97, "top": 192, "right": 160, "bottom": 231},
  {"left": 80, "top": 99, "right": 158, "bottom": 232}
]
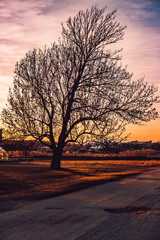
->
[{"left": 7, "top": 149, "right": 160, "bottom": 159}]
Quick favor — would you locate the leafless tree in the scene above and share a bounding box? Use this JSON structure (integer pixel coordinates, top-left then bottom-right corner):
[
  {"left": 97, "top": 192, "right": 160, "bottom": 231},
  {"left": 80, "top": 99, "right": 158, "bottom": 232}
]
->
[{"left": 1, "top": 6, "right": 159, "bottom": 169}]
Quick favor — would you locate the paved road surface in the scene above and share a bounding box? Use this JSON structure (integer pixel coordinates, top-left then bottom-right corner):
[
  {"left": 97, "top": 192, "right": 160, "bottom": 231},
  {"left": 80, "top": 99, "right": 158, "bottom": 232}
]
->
[{"left": 1, "top": 167, "right": 160, "bottom": 240}]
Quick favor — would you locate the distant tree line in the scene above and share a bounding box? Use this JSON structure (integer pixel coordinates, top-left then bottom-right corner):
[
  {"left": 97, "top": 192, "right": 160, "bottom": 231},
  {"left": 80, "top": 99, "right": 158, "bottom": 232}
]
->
[
  {"left": 103, "top": 141, "right": 160, "bottom": 153},
  {"left": 1, "top": 140, "right": 159, "bottom": 153}
]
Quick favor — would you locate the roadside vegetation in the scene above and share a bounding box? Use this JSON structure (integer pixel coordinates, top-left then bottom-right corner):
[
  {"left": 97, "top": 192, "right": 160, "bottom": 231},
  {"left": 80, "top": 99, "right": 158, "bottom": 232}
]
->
[
  {"left": 5, "top": 149, "right": 160, "bottom": 161},
  {"left": 1, "top": 139, "right": 160, "bottom": 160}
]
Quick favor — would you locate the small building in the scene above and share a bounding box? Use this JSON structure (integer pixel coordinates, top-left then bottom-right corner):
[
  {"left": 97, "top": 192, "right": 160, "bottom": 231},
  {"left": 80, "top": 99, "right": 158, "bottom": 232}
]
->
[{"left": 0, "top": 147, "right": 8, "bottom": 161}]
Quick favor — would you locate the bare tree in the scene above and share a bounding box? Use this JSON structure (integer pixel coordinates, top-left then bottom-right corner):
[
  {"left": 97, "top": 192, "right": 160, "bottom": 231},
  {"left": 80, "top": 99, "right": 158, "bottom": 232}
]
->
[{"left": 1, "top": 6, "right": 159, "bottom": 169}]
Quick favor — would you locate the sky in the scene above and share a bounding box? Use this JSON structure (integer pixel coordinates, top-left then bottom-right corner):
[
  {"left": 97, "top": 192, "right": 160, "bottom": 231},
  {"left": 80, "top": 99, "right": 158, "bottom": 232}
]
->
[{"left": 0, "top": 0, "right": 160, "bottom": 141}]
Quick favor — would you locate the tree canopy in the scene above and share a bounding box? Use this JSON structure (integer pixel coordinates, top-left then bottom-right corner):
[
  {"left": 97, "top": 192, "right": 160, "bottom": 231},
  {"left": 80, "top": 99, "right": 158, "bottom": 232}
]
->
[{"left": 1, "top": 6, "right": 159, "bottom": 169}]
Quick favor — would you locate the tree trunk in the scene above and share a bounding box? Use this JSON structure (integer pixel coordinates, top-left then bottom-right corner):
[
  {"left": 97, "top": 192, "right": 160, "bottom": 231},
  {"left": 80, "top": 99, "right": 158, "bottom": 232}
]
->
[{"left": 50, "top": 148, "right": 62, "bottom": 170}]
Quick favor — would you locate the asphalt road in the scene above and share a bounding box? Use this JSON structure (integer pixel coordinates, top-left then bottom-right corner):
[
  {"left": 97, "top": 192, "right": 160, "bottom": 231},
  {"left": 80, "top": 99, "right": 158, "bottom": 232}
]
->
[{"left": 1, "top": 167, "right": 160, "bottom": 240}]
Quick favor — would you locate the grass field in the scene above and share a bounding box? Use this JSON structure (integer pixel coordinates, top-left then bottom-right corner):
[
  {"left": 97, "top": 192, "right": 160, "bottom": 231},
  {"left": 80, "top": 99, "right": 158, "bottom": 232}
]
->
[{"left": 1, "top": 158, "right": 160, "bottom": 213}]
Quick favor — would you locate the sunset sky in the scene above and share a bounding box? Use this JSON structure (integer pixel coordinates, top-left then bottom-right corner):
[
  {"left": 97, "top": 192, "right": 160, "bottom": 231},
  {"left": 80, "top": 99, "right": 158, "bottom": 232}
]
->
[{"left": 0, "top": 0, "right": 160, "bottom": 141}]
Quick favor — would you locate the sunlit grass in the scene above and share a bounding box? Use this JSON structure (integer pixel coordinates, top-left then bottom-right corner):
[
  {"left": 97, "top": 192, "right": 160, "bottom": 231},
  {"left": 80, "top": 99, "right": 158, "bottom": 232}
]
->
[
  {"left": 1, "top": 157, "right": 160, "bottom": 201},
  {"left": 28, "top": 160, "right": 160, "bottom": 168}
]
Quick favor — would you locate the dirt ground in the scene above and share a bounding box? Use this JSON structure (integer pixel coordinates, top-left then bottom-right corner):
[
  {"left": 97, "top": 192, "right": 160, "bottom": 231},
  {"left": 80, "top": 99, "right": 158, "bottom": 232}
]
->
[{"left": 0, "top": 159, "right": 160, "bottom": 212}]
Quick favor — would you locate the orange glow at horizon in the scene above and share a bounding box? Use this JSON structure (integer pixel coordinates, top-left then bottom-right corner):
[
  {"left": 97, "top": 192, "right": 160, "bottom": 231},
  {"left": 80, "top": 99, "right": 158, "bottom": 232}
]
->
[
  {"left": 126, "top": 119, "right": 160, "bottom": 142},
  {"left": 25, "top": 119, "right": 160, "bottom": 143}
]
